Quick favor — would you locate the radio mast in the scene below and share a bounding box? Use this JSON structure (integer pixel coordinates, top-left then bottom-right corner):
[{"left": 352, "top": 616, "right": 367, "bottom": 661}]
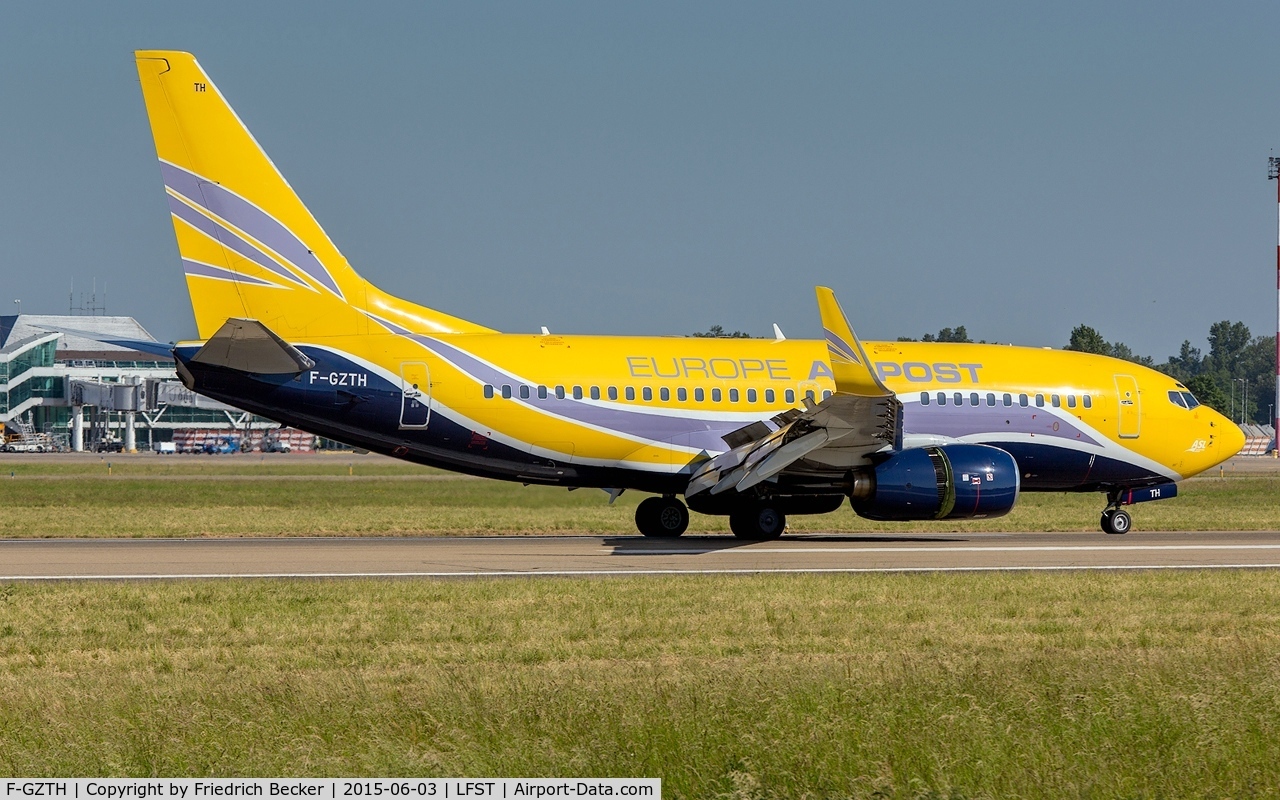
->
[{"left": 1269, "top": 157, "right": 1280, "bottom": 450}]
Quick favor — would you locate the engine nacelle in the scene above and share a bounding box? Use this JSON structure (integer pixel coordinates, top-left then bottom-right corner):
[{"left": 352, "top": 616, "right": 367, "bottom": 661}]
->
[{"left": 849, "top": 444, "right": 1020, "bottom": 521}]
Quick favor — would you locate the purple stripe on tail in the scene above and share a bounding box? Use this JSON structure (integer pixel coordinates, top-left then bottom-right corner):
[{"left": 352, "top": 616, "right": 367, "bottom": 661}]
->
[
  {"left": 162, "top": 162, "right": 345, "bottom": 299},
  {"left": 167, "top": 195, "right": 309, "bottom": 289},
  {"left": 182, "top": 259, "right": 278, "bottom": 287}
]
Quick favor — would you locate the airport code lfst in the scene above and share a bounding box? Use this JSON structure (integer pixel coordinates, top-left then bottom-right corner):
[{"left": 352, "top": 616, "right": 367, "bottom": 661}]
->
[{"left": 2, "top": 782, "right": 659, "bottom": 800}]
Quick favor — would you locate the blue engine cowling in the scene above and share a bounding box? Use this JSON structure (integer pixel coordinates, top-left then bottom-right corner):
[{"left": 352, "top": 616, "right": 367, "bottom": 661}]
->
[{"left": 849, "top": 443, "right": 1020, "bottom": 521}]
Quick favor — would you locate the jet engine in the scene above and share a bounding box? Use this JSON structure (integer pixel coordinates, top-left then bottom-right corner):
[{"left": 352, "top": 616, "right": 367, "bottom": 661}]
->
[{"left": 849, "top": 443, "right": 1019, "bottom": 521}]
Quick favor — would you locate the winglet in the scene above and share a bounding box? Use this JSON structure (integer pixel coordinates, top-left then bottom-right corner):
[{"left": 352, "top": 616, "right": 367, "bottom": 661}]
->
[{"left": 815, "top": 286, "right": 891, "bottom": 397}]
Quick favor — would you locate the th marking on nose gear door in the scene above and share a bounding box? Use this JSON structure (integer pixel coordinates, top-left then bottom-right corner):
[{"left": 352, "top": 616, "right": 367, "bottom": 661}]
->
[{"left": 400, "top": 362, "right": 430, "bottom": 429}]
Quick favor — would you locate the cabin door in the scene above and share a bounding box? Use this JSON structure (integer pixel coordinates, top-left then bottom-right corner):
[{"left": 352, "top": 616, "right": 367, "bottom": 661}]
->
[
  {"left": 1115, "top": 374, "right": 1140, "bottom": 439},
  {"left": 400, "top": 362, "right": 430, "bottom": 429}
]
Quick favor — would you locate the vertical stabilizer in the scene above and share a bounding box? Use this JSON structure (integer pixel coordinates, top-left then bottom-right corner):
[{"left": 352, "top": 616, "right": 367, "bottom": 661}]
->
[{"left": 135, "top": 51, "right": 492, "bottom": 340}]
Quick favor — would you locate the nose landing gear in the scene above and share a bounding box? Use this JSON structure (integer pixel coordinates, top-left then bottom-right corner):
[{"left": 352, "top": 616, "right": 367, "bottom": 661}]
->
[
  {"left": 1100, "top": 506, "right": 1132, "bottom": 535},
  {"left": 1098, "top": 483, "right": 1178, "bottom": 534}
]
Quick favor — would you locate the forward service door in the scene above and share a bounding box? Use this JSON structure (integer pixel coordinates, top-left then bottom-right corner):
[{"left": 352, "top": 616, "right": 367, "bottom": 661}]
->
[
  {"left": 400, "top": 362, "right": 430, "bottom": 429},
  {"left": 1115, "top": 374, "right": 1140, "bottom": 439}
]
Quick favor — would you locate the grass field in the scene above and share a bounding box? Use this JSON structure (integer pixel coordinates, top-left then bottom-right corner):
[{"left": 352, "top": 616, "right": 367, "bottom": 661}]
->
[
  {"left": 0, "top": 455, "right": 1277, "bottom": 537},
  {"left": 1, "top": 572, "right": 1278, "bottom": 796}
]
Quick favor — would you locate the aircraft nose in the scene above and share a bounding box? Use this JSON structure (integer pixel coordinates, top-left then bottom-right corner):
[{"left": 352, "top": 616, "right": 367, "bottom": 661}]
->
[{"left": 1216, "top": 412, "right": 1246, "bottom": 459}]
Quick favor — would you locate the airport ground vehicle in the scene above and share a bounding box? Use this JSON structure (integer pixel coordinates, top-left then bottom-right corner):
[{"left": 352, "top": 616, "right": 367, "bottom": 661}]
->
[{"left": 124, "top": 51, "right": 1245, "bottom": 537}]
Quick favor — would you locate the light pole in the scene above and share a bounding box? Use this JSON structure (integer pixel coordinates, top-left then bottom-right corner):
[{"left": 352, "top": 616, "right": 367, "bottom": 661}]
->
[{"left": 12, "top": 299, "right": 19, "bottom": 315}]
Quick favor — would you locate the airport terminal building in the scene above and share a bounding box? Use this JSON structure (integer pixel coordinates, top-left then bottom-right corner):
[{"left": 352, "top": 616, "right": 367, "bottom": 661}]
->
[{"left": 0, "top": 314, "right": 292, "bottom": 451}]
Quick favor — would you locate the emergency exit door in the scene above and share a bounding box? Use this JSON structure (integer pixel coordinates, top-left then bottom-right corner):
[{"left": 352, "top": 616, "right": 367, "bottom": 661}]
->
[
  {"left": 400, "top": 362, "right": 430, "bottom": 429},
  {"left": 1115, "top": 374, "right": 1140, "bottom": 439}
]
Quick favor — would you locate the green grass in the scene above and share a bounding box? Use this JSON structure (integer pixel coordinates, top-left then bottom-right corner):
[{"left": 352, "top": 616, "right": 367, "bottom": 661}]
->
[
  {"left": 1, "top": 572, "right": 1279, "bottom": 797},
  {"left": 0, "top": 465, "right": 1278, "bottom": 537},
  {"left": 0, "top": 456, "right": 440, "bottom": 477}
]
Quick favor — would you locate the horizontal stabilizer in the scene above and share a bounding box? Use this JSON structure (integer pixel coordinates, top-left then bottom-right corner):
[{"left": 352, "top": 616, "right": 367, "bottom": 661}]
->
[{"left": 191, "top": 318, "right": 316, "bottom": 374}]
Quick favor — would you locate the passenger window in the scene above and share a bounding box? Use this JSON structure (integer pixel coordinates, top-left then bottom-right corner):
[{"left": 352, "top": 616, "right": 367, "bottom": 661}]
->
[
  {"left": 1003, "top": 393, "right": 1012, "bottom": 407},
  {"left": 954, "top": 392, "right": 963, "bottom": 406},
  {"left": 986, "top": 392, "right": 996, "bottom": 406},
  {"left": 805, "top": 390, "right": 816, "bottom": 403},
  {"left": 938, "top": 392, "right": 947, "bottom": 406},
  {"left": 538, "top": 385, "right": 548, "bottom": 399},
  {"left": 695, "top": 387, "right": 705, "bottom": 402},
  {"left": 555, "top": 385, "right": 566, "bottom": 400},
  {"left": 921, "top": 392, "right": 930, "bottom": 406},
  {"left": 712, "top": 388, "right": 723, "bottom": 402},
  {"left": 822, "top": 390, "right": 833, "bottom": 400},
  {"left": 608, "top": 386, "right": 618, "bottom": 401},
  {"left": 625, "top": 387, "right": 636, "bottom": 401},
  {"left": 572, "top": 386, "right": 583, "bottom": 400},
  {"left": 785, "top": 389, "right": 795, "bottom": 404},
  {"left": 483, "top": 385, "right": 494, "bottom": 399},
  {"left": 519, "top": 385, "right": 530, "bottom": 400},
  {"left": 1019, "top": 394, "right": 1028, "bottom": 407},
  {"left": 642, "top": 387, "right": 653, "bottom": 402},
  {"left": 660, "top": 387, "right": 670, "bottom": 401},
  {"left": 1051, "top": 394, "right": 1060, "bottom": 408},
  {"left": 590, "top": 386, "right": 600, "bottom": 400},
  {"left": 1035, "top": 394, "right": 1044, "bottom": 408},
  {"left": 765, "top": 388, "right": 775, "bottom": 403},
  {"left": 729, "top": 388, "right": 740, "bottom": 402},
  {"left": 501, "top": 385, "right": 512, "bottom": 399},
  {"left": 1083, "top": 395, "right": 1092, "bottom": 409},
  {"left": 970, "top": 392, "right": 980, "bottom": 406},
  {"left": 678, "top": 387, "right": 688, "bottom": 402},
  {"left": 747, "top": 388, "right": 758, "bottom": 403},
  {"left": 1168, "top": 390, "right": 1187, "bottom": 409},
  {"left": 1067, "top": 395, "right": 1076, "bottom": 408}
]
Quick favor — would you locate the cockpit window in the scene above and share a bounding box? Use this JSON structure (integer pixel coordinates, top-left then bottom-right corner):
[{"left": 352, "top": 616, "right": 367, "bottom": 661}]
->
[{"left": 1167, "top": 390, "right": 1201, "bottom": 410}]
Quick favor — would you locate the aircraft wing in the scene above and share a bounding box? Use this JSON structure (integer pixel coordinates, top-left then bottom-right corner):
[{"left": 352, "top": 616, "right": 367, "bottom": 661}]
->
[{"left": 685, "top": 287, "right": 901, "bottom": 496}]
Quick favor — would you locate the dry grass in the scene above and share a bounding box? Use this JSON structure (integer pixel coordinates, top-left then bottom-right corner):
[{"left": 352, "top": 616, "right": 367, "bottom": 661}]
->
[{"left": 1, "top": 572, "right": 1279, "bottom": 797}]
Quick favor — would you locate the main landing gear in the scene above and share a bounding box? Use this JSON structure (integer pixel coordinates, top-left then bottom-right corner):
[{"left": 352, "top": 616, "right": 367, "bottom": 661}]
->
[
  {"left": 729, "top": 504, "right": 786, "bottom": 540},
  {"left": 633, "top": 496, "right": 788, "bottom": 540},
  {"left": 635, "top": 496, "right": 689, "bottom": 538}
]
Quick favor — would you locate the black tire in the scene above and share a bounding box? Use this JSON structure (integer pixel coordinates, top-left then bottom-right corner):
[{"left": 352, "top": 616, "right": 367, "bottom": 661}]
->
[
  {"left": 635, "top": 496, "right": 688, "bottom": 538},
  {"left": 1101, "top": 509, "right": 1132, "bottom": 535},
  {"left": 729, "top": 505, "right": 786, "bottom": 540}
]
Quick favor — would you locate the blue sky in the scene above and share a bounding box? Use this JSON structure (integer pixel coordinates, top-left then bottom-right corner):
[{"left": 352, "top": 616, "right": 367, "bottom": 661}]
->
[{"left": 1, "top": 2, "right": 1277, "bottom": 356}]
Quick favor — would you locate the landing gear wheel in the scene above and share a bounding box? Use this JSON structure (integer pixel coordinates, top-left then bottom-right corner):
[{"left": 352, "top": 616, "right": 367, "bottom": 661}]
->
[
  {"left": 1101, "top": 509, "right": 1132, "bottom": 535},
  {"left": 729, "top": 505, "right": 786, "bottom": 540},
  {"left": 635, "top": 496, "right": 688, "bottom": 538}
]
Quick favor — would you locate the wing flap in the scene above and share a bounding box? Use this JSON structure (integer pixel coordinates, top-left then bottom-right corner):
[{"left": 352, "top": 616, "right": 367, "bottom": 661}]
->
[{"left": 684, "top": 287, "right": 900, "bottom": 498}]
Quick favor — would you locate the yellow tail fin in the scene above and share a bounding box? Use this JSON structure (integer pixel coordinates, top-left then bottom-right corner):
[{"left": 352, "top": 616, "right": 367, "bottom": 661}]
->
[{"left": 135, "top": 50, "right": 492, "bottom": 340}]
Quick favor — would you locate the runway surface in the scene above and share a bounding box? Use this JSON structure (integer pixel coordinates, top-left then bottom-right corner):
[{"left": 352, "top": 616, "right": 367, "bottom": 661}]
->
[{"left": 4, "top": 530, "right": 1280, "bottom": 580}]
